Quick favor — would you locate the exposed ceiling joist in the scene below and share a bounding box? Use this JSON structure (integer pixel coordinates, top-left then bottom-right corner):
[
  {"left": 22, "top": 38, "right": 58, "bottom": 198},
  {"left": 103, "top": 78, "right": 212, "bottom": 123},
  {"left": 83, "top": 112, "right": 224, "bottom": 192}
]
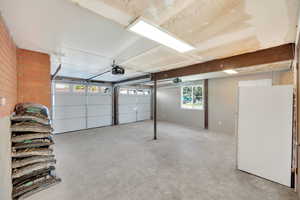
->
[{"left": 152, "top": 43, "right": 295, "bottom": 80}]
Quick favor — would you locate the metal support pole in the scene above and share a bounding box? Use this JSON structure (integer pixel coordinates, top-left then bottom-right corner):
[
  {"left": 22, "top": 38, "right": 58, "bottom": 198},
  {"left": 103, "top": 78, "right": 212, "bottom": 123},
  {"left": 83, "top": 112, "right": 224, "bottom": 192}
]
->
[
  {"left": 154, "top": 79, "right": 157, "bottom": 140},
  {"left": 113, "top": 86, "right": 119, "bottom": 125},
  {"left": 204, "top": 79, "right": 209, "bottom": 129}
]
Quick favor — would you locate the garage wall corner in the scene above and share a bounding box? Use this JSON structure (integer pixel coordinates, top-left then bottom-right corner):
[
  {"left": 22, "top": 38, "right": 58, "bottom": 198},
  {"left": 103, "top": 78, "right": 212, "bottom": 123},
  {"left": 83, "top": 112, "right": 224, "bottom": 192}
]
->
[
  {"left": 0, "top": 14, "right": 17, "bottom": 200},
  {"left": 157, "top": 86, "right": 205, "bottom": 129}
]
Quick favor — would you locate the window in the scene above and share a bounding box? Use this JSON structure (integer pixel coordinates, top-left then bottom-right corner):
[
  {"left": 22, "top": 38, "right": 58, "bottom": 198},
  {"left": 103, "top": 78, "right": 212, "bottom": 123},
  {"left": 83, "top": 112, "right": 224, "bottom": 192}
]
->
[
  {"left": 88, "top": 86, "right": 111, "bottom": 94},
  {"left": 55, "top": 83, "right": 70, "bottom": 92},
  {"left": 88, "top": 85, "right": 99, "bottom": 93},
  {"left": 73, "top": 84, "right": 86, "bottom": 93},
  {"left": 181, "top": 85, "right": 203, "bottom": 110},
  {"left": 144, "top": 90, "right": 151, "bottom": 95},
  {"left": 137, "top": 90, "right": 144, "bottom": 95},
  {"left": 128, "top": 90, "right": 136, "bottom": 95},
  {"left": 120, "top": 88, "right": 128, "bottom": 95}
]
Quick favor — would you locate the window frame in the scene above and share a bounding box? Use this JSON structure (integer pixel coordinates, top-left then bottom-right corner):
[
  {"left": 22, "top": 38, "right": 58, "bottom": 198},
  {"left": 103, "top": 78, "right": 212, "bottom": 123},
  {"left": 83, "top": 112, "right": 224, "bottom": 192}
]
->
[
  {"left": 73, "top": 84, "right": 86, "bottom": 93},
  {"left": 119, "top": 88, "right": 128, "bottom": 95},
  {"left": 137, "top": 89, "right": 144, "bottom": 95},
  {"left": 88, "top": 85, "right": 100, "bottom": 93},
  {"left": 128, "top": 89, "right": 136, "bottom": 95},
  {"left": 180, "top": 85, "right": 204, "bottom": 110},
  {"left": 144, "top": 89, "right": 151, "bottom": 96},
  {"left": 55, "top": 83, "right": 70, "bottom": 93}
]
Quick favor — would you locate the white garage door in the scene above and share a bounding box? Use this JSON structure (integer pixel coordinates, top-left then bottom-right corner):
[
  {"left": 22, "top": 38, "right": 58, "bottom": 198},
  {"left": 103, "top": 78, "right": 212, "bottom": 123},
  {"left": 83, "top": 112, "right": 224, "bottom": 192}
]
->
[
  {"left": 118, "top": 88, "right": 151, "bottom": 124},
  {"left": 52, "top": 82, "right": 112, "bottom": 134}
]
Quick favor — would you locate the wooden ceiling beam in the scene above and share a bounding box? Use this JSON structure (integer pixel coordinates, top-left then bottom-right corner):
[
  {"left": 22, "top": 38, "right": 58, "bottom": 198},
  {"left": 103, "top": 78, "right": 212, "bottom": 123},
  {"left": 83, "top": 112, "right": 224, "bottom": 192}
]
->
[{"left": 152, "top": 43, "right": 295, "bottom": 80}]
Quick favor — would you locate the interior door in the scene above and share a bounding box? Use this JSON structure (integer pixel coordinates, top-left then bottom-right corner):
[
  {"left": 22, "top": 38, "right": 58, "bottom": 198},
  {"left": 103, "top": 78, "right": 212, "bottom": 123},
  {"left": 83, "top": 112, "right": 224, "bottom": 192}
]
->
[{"left": 237, "top": 85, "right": 293, "bottom": 187}]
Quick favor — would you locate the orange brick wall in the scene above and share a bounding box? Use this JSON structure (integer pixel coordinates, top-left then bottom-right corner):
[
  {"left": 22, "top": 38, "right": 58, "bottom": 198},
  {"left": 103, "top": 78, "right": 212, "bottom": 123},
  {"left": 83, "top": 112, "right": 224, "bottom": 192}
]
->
[
  {"left": 0, "top": 15, "right": 17, "bottom": 118},
  {"left": 17, "top": 49, "right": 51, "bottom": 109}
]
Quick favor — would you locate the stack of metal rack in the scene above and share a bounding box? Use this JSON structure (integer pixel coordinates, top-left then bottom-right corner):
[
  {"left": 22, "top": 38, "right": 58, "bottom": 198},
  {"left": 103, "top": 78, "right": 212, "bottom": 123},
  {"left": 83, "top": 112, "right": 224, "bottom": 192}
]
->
[{"left": 10, "top": 103, "right": 61, "bottom": 200}]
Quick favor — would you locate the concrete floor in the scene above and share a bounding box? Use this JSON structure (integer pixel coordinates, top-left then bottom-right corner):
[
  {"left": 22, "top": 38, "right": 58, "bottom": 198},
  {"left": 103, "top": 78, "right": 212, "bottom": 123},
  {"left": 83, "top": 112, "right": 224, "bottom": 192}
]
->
[{"left": 28, "top": 121, "right": 297, "bottom": 200}]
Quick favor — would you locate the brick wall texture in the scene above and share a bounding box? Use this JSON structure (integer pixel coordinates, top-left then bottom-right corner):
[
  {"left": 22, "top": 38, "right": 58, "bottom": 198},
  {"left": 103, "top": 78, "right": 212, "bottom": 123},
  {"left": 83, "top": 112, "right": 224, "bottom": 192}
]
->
[
  {"left": 0, "top": 15, "right": 17, "bottom": 117},
  {"left": 17, "top": 49, "right": 51, "bottom": 109},
  {"left": 0, "top": 15, "right": 51, "bottom": 118}
]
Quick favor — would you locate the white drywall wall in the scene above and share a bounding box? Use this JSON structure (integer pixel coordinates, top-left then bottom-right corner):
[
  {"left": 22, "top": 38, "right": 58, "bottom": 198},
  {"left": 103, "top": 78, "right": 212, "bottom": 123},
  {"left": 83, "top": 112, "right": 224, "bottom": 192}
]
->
[
  {"left": 156, "top": 71, "right": 292, "bottom": 133},
  {"left": 0, "top": 116, "right": 12, "bottom": 200},
  {"left": 208, "top": 71, "right": 293, "bottom": 134},
  {"left": 157, "top": 86, "right": 204, "bottom": 129}
]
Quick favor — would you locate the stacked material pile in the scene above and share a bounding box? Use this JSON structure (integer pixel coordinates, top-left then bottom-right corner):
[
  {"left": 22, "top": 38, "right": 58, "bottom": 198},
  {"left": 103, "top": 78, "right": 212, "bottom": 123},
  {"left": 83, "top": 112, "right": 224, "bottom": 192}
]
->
[{"left": 11, "top": 103, "right": 61, "bottom": 200}]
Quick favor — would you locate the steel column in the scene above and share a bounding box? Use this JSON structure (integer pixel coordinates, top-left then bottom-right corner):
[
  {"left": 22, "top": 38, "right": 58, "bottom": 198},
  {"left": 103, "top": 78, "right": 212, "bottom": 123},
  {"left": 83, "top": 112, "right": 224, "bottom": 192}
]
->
[{"left": 154, "top": 79, "right": 157, "bottom": 140}]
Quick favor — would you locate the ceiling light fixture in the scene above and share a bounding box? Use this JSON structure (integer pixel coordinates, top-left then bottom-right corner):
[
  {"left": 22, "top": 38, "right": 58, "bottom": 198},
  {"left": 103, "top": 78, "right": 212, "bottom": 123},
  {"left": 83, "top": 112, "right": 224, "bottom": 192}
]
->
[
  {"left": 128, "top": 18, "right": 195, "bottom": 53},
  {"left": 223, "top": 69, "right": 238, "bottom": 74}
]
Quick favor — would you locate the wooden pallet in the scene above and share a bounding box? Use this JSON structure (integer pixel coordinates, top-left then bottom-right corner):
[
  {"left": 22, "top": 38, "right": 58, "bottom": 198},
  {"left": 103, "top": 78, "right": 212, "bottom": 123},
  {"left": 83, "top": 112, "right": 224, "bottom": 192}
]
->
[
  {"left": 12, "top": 133, "right": 52, "bottom": 143},
  {"left": 12, "top": 161, "right": 56, "bottom": 179},
  {"left": 13, "top": 167, "right": 55, "bottom": 186},
  {"left": 12, "top": 155, "right": 55, "bottom": 169},
  {"left": 11, "top": 122, "right": 53, "bottom": 133},
  {"left": 12, "top": 138, "right": 54, "bottom": 150},
  {"left": 11, "top": 115, "right": 50, "bottom": 125},
  {"left": 13, "top": 176, "right": 61, "bottom": 199}
]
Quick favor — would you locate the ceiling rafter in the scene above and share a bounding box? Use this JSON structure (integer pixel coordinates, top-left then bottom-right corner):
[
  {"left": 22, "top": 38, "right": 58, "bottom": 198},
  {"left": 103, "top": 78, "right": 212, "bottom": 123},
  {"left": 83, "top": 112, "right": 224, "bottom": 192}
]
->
[{"left": 152, "top": 43, "right": 295, "bottom": 80}]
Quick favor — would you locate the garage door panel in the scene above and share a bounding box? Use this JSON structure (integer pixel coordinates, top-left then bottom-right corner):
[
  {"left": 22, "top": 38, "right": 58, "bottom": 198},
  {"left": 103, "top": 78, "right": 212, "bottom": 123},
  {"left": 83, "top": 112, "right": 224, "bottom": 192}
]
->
[
  {"left": 53, "top": 82, "right": 113, "bottom": 133},
  {"left": 87, "top": 105, "right": 111, "bottom": 117},
  {"left": 119, "top": 95, "right": 137, "bottom": 104},
  {"left": 137, "top": 104, "right": 150, "bottom": 112},
  {"left": 119, "top": 105, "right": 136, "bottom": 114},
  {"left": 118, "top": 89, "right": 151, "bottom": 124},
  {"left": 119, "top": 113, "right": 136, "bottom": 124},
  {"left": 87, "top": 95, "right": 111, "bottom": 105},
  {"left": 87, "top": 116, "right": 112, "bottom": 128},
  {"left": 137, "top": 97, "right": 151, "bottom": 104},
  {"left": 54, "top": 106, "right": 86, "bottom": 119},
  {"left": 53, "top": 118, "right": 86, "bottom": 133},
  {"left": 137, "top": 112, "right": 151, "bottom": 121},
  {"left": 55, "top": 94, "right": 86, "bottom": 106}
]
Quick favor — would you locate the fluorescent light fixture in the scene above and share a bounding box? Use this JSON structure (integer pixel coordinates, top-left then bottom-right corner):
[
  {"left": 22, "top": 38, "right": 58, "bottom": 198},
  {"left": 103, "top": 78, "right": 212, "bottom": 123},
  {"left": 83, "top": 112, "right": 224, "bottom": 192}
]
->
[
  {"left": 223, "top": 69, "right": 238, "bottom": 74},
  {"left": 128, "top": 18, "right": 195, "bottom": 53}
]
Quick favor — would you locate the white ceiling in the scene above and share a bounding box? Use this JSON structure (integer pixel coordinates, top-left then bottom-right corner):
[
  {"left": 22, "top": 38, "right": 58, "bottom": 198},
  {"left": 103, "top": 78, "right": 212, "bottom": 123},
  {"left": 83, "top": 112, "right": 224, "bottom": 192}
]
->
[
  {"left": 0, "top": 0, "right": 299, "bottom": 82},
  {"left": 0, "top": 0, "right": 158, "bottom": 81}
]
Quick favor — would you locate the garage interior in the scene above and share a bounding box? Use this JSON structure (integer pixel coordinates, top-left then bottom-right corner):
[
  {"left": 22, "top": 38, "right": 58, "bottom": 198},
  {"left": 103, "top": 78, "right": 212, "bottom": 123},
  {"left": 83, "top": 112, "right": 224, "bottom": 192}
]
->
[{"left": 1, "top": 0, "right": 300, "bottom": 200}]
